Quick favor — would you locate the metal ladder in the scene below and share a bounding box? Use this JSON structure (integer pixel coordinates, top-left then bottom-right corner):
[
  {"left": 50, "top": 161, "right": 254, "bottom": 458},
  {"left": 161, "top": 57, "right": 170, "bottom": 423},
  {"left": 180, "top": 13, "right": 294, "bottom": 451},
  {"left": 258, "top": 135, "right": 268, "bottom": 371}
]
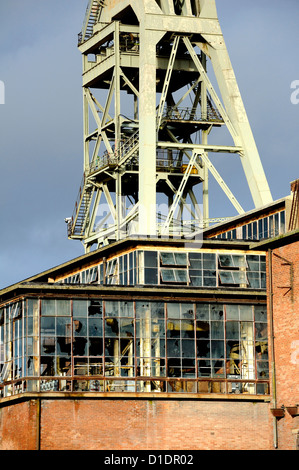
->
[
  {"left": 69, "top": 176, "right": 95, "bottom": 237},
  {"left": 79, "top": 0, "right": 105, "bottom": 45}
]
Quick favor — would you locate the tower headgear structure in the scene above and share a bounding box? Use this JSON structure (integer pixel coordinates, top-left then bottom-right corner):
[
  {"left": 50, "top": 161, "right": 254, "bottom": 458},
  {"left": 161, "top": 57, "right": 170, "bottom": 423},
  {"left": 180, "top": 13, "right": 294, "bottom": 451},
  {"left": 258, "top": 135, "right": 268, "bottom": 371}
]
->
[{"left": 67, "top": 0, "right": 272, "bottom": 252}]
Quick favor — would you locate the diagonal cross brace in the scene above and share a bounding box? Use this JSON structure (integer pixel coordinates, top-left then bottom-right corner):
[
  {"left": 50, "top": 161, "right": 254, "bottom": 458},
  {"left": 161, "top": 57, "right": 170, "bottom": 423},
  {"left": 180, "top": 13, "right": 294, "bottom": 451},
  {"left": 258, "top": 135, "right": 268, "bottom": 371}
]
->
[
  {"left": 161, "top": 150, "right": 199, "bottom": 235},
  {"left": 157, "top": 35, "right": 180, "bottom": 133}
]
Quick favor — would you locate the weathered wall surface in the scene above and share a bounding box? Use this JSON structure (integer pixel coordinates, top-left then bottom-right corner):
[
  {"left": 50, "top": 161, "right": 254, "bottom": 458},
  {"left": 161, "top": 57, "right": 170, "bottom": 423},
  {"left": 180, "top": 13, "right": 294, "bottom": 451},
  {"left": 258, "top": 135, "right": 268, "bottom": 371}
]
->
[
  {"left": 267, "top": 240, "right": 299, "bottom": 450},
  {"left": 0, "top": 398, "right": 271, "bottom": 450}
]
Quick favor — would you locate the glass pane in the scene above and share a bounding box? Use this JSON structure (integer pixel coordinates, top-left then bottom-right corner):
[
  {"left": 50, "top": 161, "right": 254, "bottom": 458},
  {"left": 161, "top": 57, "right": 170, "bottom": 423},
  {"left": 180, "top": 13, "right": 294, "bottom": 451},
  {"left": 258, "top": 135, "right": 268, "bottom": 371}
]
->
[
  {"left": 181, "top": 320, "right": 194, "bottom": 339},
  {"left": 226, "top": 321, "right": 239, "bottom": 339},
  {"left": 211, "top": 340, "right": 224, "bottom": 359},
  {"left": 226, "top": 340, "right": 241, "bottom": 360},
  {"left": 105, "top": 318, "right": 119, "bottom": 337},
  {"left": 181, "top": 339, "right": 195, "bottom": 357},
  {"left": 256, "top": 361, "right": 269, "bottom": 379},
  {"left": 89, "top": 358, "right": 103, "bottom": 375},
  {"left": 255, "top": 322, "right": 268, "bottom": 340},
  {"left": 247, "top": 255, "right": 260, "bottom": 271},
  {"left": 196, "top": 303, "right": 209, "bottom": 320},
  {"left": 203, "top": 253, "right": 216, "bottom": 269},
  {"left": 167, "top": 320, "right": 180, "bottom": 338},
  {"left": 181, "top": 304, "right": 194, "bottom": 318},
  {"left": 232, "top": 272, "right": 248, "bottom": 284},
  {"left": 105, "top": 301, "right": 119, "bottom": 317},
  {"left": 280, "top": 211, "right": 285, "bottom": 233},
  {"left": 120, "top": 318, "right": 134, "bottom": 338},
  {"left": 240, "top": 322, "right": 253, "bottom": 341},
  {"left": 160, "top": 252, "right": 175, "bottom": 265},
  {"left": 174, "top": 253, "right": 187, "bottom": 265},
  {"left": 167, "top": 339, "right": 181, "bottom": 357},
  {"left": 219, "top": 271, "right": 234, "bottom": 284},
  {"left": 144, "top": 251, "right": 158, "bottom": 268},
  {"left": 135, "top": 301, "right": 150, "bottom": 318},
  {"left": 73, "top": 300, "right": 88, "bottom": 318},
  {"left": 239, "top": 305, "right": 253, "bottom": 320},
  {"left": 41, "top": 299, "right": 56, "bottom": 316},
  {"left": 151, "top": 302, "right": 164, "bottom": 319},
  {"left": 174, "top": 269, "right": 188, "bottom": 283},
  {"left": 211, "top": 321, "right": 224, "bottom": 339},
  {"left": 144, "top": 268, "right": 158, "bottom": 284},
  {"left": 226, "top": 304, "right": 239, "bottom": 320},
  {"left": 167, "top": 303, "right": 180, "bottom": 318},
  {"left": 203, "top": 276, "right": 217, "bottom": 287},
  {"left": 57, "top": 317, "right": 72, "bottom": 337},
  {"left": 190, "top": 276, "right": 202, "bottom": 286},
  {"left": 27, "top": 299, "right": 39, "bottom": 317},
  {"left": 210, "top": 305, "right": 224, "bottom": 321},
  {"left": 189, "top": 254, "right": 202, "bottom": 269},
  {"left": 119, "top": 301, "right": 134, "bottom": 317},
  {"left": 255, "top": 305, "right": 267, "bottom": 322},
  {"left": 219, "top": 254, "right": 233, "bottom": 267},
  {"left": 41, "top": 317, "right": 55, "bottom": 335},
  {"left": 104, "top": 338, "right": 114, "bottom": 356},
  {"left": 151, "top": 320, "right": 165, "bottom": 338},
  {"left": 161, "top": 269, "right": 175, "bottom": 282},
  {"left": 73, "top": 319, "right": 87, "bottom": 337},
  {"left": 89, "top": 318, "right": 103, "bottom": 337},
  {"left": 56, "top": 300, "right": 70, "bottom": 316},
  {"left": 247, "top": 272, "right": 260, "bottom": 289}
]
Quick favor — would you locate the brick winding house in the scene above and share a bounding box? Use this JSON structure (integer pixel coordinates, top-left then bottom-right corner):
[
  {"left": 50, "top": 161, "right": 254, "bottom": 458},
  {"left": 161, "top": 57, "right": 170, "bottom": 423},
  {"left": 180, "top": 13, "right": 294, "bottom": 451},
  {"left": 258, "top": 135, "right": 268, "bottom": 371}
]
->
[{"left": 0, "top": 186, "right": 298, "bottom": 450}]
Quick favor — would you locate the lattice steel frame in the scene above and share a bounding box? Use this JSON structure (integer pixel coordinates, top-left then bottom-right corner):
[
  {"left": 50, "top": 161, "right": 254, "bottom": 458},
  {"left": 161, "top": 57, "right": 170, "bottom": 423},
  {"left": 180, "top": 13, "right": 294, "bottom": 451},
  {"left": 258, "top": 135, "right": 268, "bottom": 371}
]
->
[{"left": 67, "top": 0, "right": 272, "bottom": 252}]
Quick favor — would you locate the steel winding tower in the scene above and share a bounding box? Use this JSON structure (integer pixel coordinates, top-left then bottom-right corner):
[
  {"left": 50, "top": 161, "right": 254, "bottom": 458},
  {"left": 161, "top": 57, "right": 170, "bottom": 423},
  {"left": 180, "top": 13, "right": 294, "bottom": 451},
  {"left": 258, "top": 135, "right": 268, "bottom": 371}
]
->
[{"left": 67, "top": 0, "right": 272, "bottom": 252}]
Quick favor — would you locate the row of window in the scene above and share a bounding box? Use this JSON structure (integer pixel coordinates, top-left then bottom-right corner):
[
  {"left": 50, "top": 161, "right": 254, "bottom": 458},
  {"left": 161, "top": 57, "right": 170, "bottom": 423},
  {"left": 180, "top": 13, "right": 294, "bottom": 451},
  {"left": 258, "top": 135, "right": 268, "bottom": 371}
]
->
[
  {"left": 214, "top": 211, "right": 286, "bottom": 241},
  {"left": 0, "top": 299, "right": 269, "bottom": 398},
  {"left": 60, "top": 251, "right": 266, "bottom": 290}
]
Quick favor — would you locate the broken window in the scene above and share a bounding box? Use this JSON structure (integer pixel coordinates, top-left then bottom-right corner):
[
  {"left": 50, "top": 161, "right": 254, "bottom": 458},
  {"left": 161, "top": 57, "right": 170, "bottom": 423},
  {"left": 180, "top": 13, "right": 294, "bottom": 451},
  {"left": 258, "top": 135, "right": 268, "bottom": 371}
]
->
[{"left": 0, "top": 298, "right": 269, "bottom": 397}]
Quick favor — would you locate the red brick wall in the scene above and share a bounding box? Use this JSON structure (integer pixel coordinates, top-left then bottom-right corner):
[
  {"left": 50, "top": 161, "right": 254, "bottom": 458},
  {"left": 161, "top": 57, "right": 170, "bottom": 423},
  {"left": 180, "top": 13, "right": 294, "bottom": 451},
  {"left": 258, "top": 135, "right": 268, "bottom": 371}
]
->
[
  {"left": 0, "top": 398, "right": 271, "bottom": 450},
  {"left": 0, "top": 400, "right": 37, "bottom": 450},
  {"left": 267, "top": 240, "right": 299, "bottom": 450}
]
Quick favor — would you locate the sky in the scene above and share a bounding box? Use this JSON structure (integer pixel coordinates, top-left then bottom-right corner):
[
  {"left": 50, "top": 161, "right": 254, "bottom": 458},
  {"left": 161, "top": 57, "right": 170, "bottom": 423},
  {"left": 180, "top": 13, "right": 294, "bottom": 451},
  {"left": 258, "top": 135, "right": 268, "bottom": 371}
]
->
[{"left": 0, "top": 0, "right": 298, "bottom": 289}]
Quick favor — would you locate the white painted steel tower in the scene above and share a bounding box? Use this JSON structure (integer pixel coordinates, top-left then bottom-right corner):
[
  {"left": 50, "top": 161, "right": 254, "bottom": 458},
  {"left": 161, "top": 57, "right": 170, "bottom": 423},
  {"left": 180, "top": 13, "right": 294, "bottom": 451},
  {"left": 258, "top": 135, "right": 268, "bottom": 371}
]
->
[{"left": 67, "top": 0, "right": 272, "bottom": 252}]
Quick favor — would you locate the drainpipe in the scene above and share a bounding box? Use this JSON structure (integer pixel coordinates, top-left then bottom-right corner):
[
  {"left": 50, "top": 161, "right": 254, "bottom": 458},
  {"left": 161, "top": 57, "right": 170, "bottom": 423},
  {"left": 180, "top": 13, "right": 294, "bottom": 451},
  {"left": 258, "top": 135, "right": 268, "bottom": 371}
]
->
[
  {"left": 36, "top": 398, "right": 41, "bottom": 450},
  {"left": 268, "top": 249, "right": 278, "bottom": 448}
]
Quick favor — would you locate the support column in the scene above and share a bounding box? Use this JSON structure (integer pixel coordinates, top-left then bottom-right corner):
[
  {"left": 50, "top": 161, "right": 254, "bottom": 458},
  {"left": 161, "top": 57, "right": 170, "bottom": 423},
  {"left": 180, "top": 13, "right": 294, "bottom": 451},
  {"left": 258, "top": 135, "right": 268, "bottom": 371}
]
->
[
  {"left": 139, "top": 27, "right": 163, "bottom": 236},
  {"left": 207, "top": 41, "right": 273, "bottom": 207}
]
